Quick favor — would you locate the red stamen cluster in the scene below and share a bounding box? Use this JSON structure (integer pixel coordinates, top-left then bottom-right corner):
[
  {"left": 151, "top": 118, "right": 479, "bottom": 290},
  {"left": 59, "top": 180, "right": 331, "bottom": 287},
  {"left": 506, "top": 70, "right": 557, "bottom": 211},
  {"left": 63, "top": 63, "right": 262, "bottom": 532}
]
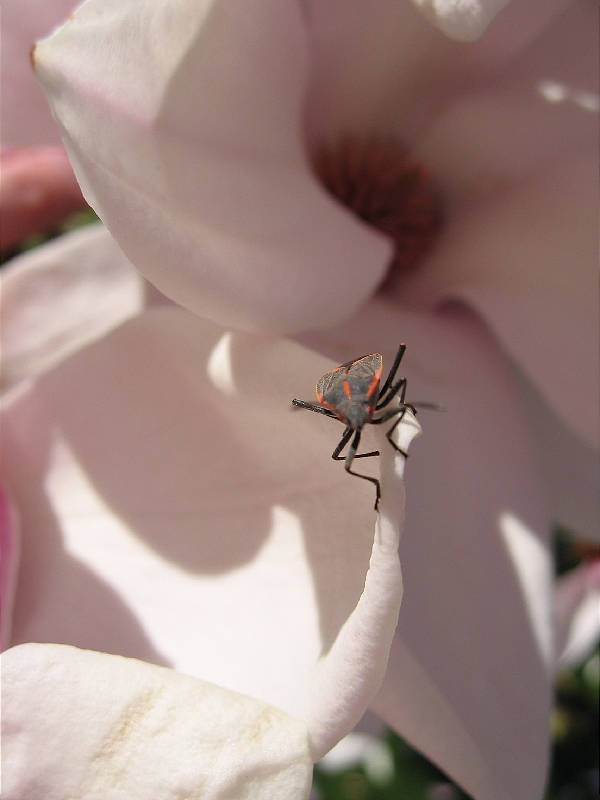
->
[{"left": 312, "top": 137, "right": 443, "bottom": 284}]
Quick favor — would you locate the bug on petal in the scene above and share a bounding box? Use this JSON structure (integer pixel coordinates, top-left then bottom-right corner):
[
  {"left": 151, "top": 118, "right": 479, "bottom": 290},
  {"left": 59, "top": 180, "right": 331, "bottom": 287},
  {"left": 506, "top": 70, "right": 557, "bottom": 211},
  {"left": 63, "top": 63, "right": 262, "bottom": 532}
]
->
[{"left": 292, "top": 344, "right": 416, "bottom": 511}]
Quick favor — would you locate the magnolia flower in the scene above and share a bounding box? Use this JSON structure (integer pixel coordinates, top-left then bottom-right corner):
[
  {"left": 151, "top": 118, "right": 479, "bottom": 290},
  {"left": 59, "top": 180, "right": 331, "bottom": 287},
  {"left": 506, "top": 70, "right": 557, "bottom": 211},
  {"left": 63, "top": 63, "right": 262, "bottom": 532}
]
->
[{"left": 2, "top": 0, "right": 598, "bottom": 799}]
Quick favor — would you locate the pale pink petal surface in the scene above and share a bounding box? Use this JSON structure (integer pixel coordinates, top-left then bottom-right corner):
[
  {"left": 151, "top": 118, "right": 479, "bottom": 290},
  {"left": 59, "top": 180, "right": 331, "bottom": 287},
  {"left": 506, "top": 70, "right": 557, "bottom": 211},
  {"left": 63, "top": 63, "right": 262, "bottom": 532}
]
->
[
  {"left": 2, "top": 643, "right": 313, "bottom": 800},
  {"left": 0, "top": 485, "right": 20, "bottom": 650},
  {"left": 1, "top": 223, "right": 143, "bottom": 392},
  {"left": 305, "top": 0, "right": 575, "bottom": 151},
  {"left": 409, "top": 0, "right": 599, "bottom": 445},
  {"left": 32, "top": 0, "right": 390, "bottom": 333},
  {"left": 515, "top": 373, "right": 599, "bottom": 543}
]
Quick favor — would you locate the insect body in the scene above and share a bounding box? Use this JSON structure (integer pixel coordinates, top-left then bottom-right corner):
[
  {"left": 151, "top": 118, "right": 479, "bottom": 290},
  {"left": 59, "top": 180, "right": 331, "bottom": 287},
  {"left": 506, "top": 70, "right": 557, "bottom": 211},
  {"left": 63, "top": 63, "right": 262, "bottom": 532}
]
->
[{"left": 292, "top": 344, "right": 416, "bottom": 511}]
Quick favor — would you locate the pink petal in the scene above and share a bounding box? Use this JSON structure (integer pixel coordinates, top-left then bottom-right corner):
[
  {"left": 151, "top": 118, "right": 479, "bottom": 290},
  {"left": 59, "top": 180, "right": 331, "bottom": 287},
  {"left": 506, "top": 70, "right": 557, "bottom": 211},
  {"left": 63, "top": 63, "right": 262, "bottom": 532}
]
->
[
  {"left": 305, "top": 0, "right": 454, "bottom": 143},
  {"left": 298, "top": 300, "right": 553, "bottom": 800},
  {"left": 33, "top": 0, "right": 390, "bottom": 332},
  {"left": 415, "top": 0, "right": 598, "bottom": 198},
  {"left": 1, "top": 224, "right": 144, "bottom": 391},
  {"left": 305, "top": 0, "right": 574, "bottom": 145},
  {"left": 405, "top": 0, "right": 598, "bottom": 446},
  {"left": 405, "top": 153, "right": 598, "bottom": 447},
  {"left": 516, "top": 372, "right": 599, "bottom": 543},
  {"left": 0, "top": 484, "right": 20, "bottom": 650},
  {"left": 2, "top": 643, "right": 312, "bottom": 799}
]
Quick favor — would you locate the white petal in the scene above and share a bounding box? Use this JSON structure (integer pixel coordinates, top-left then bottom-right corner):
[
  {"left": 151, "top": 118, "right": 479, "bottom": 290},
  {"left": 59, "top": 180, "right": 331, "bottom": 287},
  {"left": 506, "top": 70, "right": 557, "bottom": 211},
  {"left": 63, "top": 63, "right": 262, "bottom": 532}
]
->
[
  {"left": 298, "top": 300, "right": 553, "bottom": 800},
  {"left": 1, "top": 224, "right": 144, "bottom": 392},
  {"left": 318, "top": 731, "right": 393, "bottom": 782},
  {"left": 555, "top": 561, "right": 600, "bottom": 670},
  {"left": 307, "top": 410, "right": 421, "bottom": 758},
  {"left": 1, "top": 643, "right": 312, "bottom": 799},
  {"left": 33, "top": 0, "right": 390, "bottom": 332},
  {"left": 2, "top": 300, "right": 416, "bottom": 754}
]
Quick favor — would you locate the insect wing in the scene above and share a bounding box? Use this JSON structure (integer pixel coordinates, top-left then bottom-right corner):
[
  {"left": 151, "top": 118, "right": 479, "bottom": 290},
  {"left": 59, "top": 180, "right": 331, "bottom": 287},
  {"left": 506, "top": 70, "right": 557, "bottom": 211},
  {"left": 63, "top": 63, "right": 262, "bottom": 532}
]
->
[
  {"left": 345, "top": 353, "right": 383, "bottom": 400},
  {"left": 315, "top": 366, "right": 346, "bottom": 408},
  {"left": 316, "top": 353, "right": 382, "bottom": 406},
  {"left": 335, "top": 353, "right": 373, "bottom": 371}
]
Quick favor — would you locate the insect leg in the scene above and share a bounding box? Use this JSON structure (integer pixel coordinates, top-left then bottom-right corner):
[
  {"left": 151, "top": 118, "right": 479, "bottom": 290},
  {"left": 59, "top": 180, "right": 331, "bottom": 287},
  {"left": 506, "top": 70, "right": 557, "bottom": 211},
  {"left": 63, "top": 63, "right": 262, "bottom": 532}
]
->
[
  {"left": 376, "top": 344, "right": 406, "bottom": 402},
  {"left": 375, "top": 377, "right": 416, "bottom": 413},
  {"left": 343, "top": 429, "right": 382, "bottom": 510},
  {"left": 371, "top": 406, "right": 410, "bottom": 458},
  {"left": 332, "top": 427, "right": 380, "bottom": 460},
  {"left": 292, "top": 399, "right": 338, "bottom": 419}
]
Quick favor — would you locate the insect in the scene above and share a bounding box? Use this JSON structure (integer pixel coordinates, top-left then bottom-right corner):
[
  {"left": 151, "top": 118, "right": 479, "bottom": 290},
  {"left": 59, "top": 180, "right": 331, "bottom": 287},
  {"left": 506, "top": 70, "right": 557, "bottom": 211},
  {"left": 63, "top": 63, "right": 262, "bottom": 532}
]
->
[{"left": 292, "top": 344, "right": 416, "bottom": 511}]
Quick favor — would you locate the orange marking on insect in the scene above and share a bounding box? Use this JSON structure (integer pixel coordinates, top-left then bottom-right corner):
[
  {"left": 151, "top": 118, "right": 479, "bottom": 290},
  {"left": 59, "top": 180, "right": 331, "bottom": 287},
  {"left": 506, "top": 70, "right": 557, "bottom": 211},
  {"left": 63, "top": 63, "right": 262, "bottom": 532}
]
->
[
  {"left": 366, "top": 373, "right": 380, "bottom": 399},
  {"left": 318, "top": 395, "right": 337, "bottom": 413},
  {"left": 322, "top": 399, "right": 345, "bottom": 421},
  {"left": 343, "top": 380, "right": 352, "bottom": 399}
]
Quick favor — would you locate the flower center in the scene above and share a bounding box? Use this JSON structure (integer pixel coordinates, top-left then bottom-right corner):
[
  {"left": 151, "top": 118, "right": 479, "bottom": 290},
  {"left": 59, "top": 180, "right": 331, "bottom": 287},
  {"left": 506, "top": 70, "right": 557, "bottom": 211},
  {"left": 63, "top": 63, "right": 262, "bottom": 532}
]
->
[{"left": 312, "top": 138, "right": 443, "bottom": 282}]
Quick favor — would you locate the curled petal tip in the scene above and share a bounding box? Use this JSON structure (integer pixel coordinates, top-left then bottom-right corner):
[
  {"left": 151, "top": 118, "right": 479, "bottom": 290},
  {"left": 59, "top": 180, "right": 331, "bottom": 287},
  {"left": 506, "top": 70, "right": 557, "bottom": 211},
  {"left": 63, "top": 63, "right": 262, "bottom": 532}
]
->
[{"left": 411, "top": 0, "right": 511, "bottom": 40}]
